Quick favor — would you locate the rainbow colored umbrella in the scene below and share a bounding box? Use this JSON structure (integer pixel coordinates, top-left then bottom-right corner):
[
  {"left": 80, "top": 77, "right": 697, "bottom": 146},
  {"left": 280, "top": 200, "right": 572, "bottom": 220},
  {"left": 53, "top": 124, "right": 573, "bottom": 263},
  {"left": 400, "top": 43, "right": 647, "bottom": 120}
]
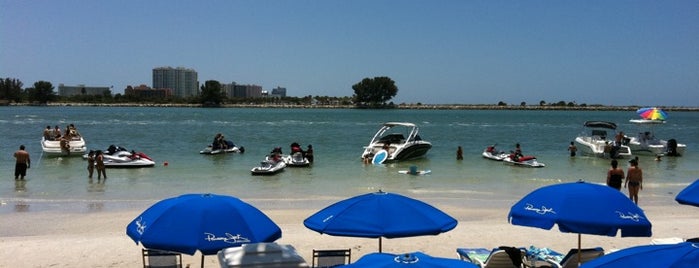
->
[{"left": 636, "top": 107, "right": 668, "bottom": 121}]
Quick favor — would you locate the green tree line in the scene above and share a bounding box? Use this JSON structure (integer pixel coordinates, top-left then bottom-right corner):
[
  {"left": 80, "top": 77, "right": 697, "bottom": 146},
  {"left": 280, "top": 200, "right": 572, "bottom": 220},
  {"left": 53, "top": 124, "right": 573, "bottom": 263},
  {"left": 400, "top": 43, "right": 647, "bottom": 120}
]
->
[{"left": 1, "top": 76, "right": 402, "bottom": 107}]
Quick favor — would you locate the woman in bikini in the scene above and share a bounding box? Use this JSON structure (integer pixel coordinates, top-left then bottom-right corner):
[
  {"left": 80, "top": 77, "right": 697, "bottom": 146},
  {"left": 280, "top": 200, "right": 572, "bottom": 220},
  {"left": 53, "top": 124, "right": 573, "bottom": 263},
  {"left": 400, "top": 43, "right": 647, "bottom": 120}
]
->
[
  {"left": 624, "top": 159, "right": 643, "bottom": 204},
  {"left": 606, "top": 159, "right": 624, "bottom": 190}
]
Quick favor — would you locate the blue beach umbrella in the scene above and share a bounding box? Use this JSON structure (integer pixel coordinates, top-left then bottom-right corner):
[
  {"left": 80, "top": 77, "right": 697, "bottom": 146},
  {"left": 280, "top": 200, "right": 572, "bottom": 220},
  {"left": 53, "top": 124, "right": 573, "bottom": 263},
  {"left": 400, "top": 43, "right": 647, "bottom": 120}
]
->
[
  {"left": 508, "top": 181, "right": 652, "bottom": 266},
  {"left": 676, "top": 179, "right": 699, "bottom": 207},
  {"left": 341, "top": 252, "right": 479, "bottom": 267},
  {"left": 580, "top": 242, "right": 699, "bottom": 268},
  {"left": 304, "top": 190, "right": 457, "bottom": 252},
  {"left": 126, "top": 193, "right": 281, "bottom": 267}
]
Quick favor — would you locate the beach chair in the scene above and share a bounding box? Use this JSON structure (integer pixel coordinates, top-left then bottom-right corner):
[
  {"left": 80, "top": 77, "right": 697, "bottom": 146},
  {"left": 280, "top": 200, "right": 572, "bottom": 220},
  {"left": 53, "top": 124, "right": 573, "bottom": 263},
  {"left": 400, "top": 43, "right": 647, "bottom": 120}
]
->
[
  {"left": 311, "top": 248, "right": 351, "bottom": 268},
  {"left": 543, "top": 247, "right": 603, "bottom": 268},
  {"left": 142, "top": 248, "right": 182, "bottom": 268},
  {"left": 457, "top": 247, "right": 526, "bottom": 268}
]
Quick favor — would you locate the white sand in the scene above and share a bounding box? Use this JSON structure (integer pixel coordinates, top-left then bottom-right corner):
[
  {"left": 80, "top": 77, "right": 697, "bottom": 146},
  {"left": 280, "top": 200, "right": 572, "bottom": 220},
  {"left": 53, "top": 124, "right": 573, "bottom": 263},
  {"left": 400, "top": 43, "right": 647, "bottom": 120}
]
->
[{"left": 1, "top": 203, "right": 697, "bottom": 268}]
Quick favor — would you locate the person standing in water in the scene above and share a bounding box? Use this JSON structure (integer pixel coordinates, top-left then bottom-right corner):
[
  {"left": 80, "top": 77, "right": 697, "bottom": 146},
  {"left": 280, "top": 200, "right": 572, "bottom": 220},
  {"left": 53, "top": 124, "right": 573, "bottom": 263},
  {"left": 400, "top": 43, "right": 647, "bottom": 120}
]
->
[
  {"left": 568, "top": 141, "right": 577, "bottom": 157},
  {"left": 13, "top": 145, "right": 31, "bottom": 180},
  {"left": 95, "top": 150, "right": 107, "bottom": 181},
  {"left": 624, "top": 158, "right": 643, "bottom": 204},
  {"left": 86, "top": 150, "right": 95, "bottom": 180},
  {"left": 606, "top": 159, "right": 624, "bottom": 190},
  {"left": 305, "top": 144, "right": 314, "bottom": 163}
]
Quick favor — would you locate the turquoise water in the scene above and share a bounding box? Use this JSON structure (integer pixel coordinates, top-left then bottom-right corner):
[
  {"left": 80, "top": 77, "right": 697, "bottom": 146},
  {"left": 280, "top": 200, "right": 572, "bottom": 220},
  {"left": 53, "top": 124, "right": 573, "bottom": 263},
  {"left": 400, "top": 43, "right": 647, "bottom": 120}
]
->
[{"left": 1, "top": 106, "right": 698, "bottom": 214}]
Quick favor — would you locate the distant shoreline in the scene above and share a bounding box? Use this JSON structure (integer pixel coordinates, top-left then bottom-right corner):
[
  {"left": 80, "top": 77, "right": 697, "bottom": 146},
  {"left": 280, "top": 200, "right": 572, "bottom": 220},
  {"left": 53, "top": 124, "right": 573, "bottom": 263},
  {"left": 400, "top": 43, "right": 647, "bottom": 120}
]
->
[{"left": 4, "top": 102, "right": 699, "bottom": 111}]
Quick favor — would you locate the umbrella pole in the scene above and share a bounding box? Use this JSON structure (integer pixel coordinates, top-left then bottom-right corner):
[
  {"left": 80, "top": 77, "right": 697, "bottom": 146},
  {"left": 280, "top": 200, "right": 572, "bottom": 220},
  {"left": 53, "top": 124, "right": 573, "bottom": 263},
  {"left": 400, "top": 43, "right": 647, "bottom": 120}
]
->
[
  {"left": 577, "top": 233, "right": 582, "bottom": 266},
  {"left": 201, "top": 254, "right": 205, "bottom": 268},
  {"left": 379, "top": 237, "right": 383, "bottom": 253}
]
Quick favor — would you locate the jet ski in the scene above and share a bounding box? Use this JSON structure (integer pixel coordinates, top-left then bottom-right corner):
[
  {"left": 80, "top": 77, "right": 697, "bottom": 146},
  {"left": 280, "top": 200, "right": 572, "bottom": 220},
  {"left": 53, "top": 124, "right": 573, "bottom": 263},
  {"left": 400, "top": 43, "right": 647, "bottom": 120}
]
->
[
  {"left": 251, "top": 157, "right": 286, "bottom": 175},
  {"left": 84, "top": 145, "right": 156, "bottom": 168},
  {"left": 102, "top": 151, "right": 156, "bottom": 168},
  {"left": 252, "top": 147, "right": 286, "bottom": 175},
  {"left": 482, "top": 145, "right": 508, "bottom": 161},
  {"left": 283, "top": 152, "right": 311, "bottom": 167},
  {"left": 200, "top": 145, "right": 244, "bottom": 155},
  {"left": 503, "top": 153, "right": 545, "bottom": 168}
]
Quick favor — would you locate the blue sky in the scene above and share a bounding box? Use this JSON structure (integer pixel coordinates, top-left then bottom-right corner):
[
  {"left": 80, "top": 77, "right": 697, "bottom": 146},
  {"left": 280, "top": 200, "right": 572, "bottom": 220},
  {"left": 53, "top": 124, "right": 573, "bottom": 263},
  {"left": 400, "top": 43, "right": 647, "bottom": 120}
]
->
[{"left": 2, "top": 1, "right": 697, "bottom": 106}]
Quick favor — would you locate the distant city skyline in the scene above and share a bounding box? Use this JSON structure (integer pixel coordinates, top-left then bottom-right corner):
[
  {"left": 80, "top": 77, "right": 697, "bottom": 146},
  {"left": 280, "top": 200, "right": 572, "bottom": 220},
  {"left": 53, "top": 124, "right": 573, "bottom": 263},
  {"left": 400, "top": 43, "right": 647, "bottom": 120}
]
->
[{"left": 1, "top": 1, "right": 697, "bottom": 106}]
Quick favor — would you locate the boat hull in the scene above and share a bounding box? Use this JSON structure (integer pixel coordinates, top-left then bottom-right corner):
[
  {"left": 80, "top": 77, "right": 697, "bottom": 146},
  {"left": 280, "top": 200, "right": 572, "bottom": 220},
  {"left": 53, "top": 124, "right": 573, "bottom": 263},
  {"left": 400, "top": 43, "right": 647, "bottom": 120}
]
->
[
  {"left": 41, "top": 137, "right": 87, "bottom": 156},
  {"left": 575, "top": 136, "right": 632, "bottom": 158},
  {"left": 627, "top": 138, "right": 687, "bottom": 156},
  {"left": 390, "top": 142, "right": 432, "bottom": 161}
]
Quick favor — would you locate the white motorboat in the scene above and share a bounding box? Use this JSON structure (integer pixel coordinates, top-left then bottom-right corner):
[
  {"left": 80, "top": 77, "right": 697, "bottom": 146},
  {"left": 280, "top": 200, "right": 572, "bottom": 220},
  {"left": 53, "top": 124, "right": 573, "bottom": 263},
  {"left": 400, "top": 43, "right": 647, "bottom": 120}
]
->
[
  {"left": 574, "top": 121, "right": 632, "bottom": 159},
  {"left": 84, "top": 145, "right": 155, "bottom": 168},
  {"left": 503, "top": 154, "right": 546, "bottom": 168},
  {"left": 283, "top": 152, "right": 311, "bottom": 167},
  {"left": 41, "top": 136, "right": 87, "bottom": 156},
  {"left": 251, "top": 158, "right": 286, "bottom": 175},
  {"left": 482, "top": 145, "right": 508, "bottom": 161},
  {"left": 361, "top": 122, "right": 432, "bottom": 162},
  {"left": 626, "top": 119, "right": 686, "bottom": 156}
]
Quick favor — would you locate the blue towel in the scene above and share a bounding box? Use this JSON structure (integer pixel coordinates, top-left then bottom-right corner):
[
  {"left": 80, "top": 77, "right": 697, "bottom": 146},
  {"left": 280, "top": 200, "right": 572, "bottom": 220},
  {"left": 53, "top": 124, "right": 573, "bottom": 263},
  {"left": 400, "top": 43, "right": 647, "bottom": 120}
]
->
[
  {"left": 456, "top": 248, "right": 491, "bottom": 263},
  {"left": 527, "top": 245, "right": 563, "bottom": 263}
]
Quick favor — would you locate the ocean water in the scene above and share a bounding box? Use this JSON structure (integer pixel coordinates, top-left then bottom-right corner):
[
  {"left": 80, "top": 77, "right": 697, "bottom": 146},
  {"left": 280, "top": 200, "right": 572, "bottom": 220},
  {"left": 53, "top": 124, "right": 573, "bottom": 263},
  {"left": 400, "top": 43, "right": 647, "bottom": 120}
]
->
[{"left": 1, "top": 106, "right": 698, "bottom": 214}]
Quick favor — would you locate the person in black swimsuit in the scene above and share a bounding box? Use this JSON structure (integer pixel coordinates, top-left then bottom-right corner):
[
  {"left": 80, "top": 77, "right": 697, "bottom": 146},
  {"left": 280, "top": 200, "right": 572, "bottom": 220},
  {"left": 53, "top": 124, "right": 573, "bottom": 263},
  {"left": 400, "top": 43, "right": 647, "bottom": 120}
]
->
[
  {"left": 606, "top": 159, "right": 624, "bottom": 190},
  {"left": 625, "top": 159, "right": 643, "bottom": 204}
]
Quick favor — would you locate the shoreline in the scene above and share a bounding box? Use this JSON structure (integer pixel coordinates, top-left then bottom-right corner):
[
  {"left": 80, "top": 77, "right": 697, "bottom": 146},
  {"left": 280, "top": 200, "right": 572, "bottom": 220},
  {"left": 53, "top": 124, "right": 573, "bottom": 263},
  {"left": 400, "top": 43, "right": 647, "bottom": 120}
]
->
[
  {"left": 2, "top": 202, "right": 697, "bottom": 268},
  {"left": 3, "top": 102, "right": 699, "bottom": 111}
]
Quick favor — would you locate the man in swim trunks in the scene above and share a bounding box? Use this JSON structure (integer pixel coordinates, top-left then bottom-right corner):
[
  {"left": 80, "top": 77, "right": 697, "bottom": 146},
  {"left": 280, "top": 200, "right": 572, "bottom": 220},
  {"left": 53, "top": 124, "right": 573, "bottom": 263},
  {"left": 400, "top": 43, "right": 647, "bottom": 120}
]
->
[
  {"left": 606, "top": 159, "right": 624, "bottom": 190},
  {"left": 13, "top": 145, "right": 31, "bottom": 180},
  {"left": 624, "top": 159, "right": 643, "bottom": 204}
]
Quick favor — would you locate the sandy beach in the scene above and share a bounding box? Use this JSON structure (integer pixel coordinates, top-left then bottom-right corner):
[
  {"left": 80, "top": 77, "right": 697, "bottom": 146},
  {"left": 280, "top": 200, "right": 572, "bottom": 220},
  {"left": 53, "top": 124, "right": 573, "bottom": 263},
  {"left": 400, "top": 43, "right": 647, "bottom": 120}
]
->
[{"left": 1, "top": 201, "right": 697, "bottom": 268}]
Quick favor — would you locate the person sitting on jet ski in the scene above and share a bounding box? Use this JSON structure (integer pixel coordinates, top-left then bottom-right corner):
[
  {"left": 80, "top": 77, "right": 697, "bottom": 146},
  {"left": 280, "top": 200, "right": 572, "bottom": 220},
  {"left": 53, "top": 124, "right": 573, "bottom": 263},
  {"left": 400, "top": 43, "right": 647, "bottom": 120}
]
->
[
  {"left": 212, "top": 134, "right": 223, "bottom": 150},
  {"left": 290, "top": 142, "right": 303, "bottom": 156}
]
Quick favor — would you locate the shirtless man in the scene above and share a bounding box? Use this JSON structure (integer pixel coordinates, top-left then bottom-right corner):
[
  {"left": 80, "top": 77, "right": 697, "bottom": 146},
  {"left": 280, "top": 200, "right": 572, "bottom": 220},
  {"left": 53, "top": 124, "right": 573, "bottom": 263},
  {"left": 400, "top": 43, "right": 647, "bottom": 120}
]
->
[
  {"left": 13, "top": 145, "right": 31, "bottom": 180},
  {"left": 624, "top": 159, "right": 643, "bottom": 204}
]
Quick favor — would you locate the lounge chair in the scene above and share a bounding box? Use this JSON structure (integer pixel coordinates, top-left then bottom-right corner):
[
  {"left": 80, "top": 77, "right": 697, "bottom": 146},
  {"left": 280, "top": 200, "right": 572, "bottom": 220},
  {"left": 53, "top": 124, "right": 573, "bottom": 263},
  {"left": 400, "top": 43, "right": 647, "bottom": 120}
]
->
[
  {"left": 457, "top": 247, "right": 526, "bottom": 268},
  {"left": 311, "top": 248, "right": 351, "bottom": 268},
  {"left": 543, "top": 247, "right": 604, "bottom": 268},
  {"left": 218, "top": 243, "right": 310, "bottom": 268},
  {"left": 142, "top": 248, "right": 182, "bottom": 268}
]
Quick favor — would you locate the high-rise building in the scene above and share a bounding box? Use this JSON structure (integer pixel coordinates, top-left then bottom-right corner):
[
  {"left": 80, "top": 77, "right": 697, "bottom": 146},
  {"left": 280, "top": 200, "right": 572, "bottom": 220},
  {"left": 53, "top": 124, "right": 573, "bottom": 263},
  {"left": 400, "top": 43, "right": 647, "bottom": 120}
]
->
[
  {"left": 271, "top": 86, "right": 287, "bottom": 97},
  {"left": 152, "top": 67, "right": 199, "bottom": 97}
]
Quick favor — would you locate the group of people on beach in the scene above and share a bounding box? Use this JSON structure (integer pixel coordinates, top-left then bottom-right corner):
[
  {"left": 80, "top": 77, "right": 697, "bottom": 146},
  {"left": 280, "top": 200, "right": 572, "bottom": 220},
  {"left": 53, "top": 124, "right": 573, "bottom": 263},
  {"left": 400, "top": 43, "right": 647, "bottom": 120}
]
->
[{"left": 607, "top": 157, "right": 643, "bottom": 204}]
